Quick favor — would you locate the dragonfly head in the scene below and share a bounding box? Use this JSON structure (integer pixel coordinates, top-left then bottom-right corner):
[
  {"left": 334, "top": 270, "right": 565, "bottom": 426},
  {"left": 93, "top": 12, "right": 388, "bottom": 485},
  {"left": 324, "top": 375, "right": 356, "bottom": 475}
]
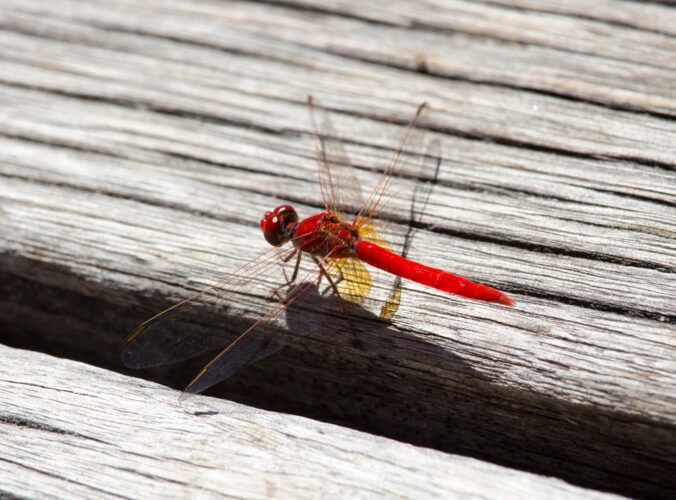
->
[{"left": 260, "top": 205, "right": 298, "bottom": 246}]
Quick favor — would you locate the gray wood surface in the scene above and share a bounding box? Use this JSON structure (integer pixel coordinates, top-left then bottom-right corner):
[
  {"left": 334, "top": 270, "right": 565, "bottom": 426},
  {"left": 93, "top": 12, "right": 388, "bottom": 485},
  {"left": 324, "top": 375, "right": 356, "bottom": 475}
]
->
[
  {"left": 0, "top": 1, "right": 674, "bottom": 498},
  {"left": 0, "top": 345, "right": 624, "bottom": 499}
]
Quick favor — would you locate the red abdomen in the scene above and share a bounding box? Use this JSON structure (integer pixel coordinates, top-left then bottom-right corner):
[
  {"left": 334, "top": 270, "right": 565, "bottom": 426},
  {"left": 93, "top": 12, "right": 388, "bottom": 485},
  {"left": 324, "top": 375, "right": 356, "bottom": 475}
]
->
[{"left": 355, "top": 240, "right": 514, "bottom": 306}]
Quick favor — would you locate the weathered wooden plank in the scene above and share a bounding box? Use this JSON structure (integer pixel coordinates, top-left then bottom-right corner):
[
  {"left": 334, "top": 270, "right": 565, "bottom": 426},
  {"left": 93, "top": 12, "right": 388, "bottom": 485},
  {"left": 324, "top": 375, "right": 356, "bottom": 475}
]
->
[
  {"left": 471, "top": 0, "right": 676, "bottom": 37},
  {"left": 0, "top": 1, "right": 674, "bottom": 499},
  {"left": 274, "top": 0, "right": 676, "bottom": 67},
  {"left": 2, "top": 141, "right": 675, "bottom": 496},
  {"left": 4, "top": 0, "right": 674, "bottom": 119},
  {"left": 1, "top": 346, "right": 624, "bottom": 499},
  {"left": 3, "top": 129, "right": 675, "bottom": 395},
  {"left": 1, "top": 0, "right": 676, "bottom": 164},
  {"left": 0, "top": 86, "right": 673, "bottom": 316}
]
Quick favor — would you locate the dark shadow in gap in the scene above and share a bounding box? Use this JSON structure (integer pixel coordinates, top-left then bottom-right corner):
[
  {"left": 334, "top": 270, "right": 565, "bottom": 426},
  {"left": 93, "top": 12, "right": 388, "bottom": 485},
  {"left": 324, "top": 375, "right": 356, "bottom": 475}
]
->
[{"left": 1, "top": 258, "right": 674, "bottom": 499}]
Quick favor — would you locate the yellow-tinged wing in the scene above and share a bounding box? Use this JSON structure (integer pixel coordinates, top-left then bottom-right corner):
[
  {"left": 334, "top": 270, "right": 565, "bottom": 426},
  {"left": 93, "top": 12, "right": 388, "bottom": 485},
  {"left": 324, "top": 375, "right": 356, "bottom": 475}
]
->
[
  {"left": 325, "top": 219, "right": 403, "bottom": 320},
  {"left": 358, "top": 220, "right": 389, "bottom": 248},
  {"left": 380, "top": 279, "right": 402, "bottom": 321},
  {"left": 332, "top": 256, "right": 372, "bottom": 305},
  {"left": 357, "top": 220, "right": 403, "bottom": 320}
]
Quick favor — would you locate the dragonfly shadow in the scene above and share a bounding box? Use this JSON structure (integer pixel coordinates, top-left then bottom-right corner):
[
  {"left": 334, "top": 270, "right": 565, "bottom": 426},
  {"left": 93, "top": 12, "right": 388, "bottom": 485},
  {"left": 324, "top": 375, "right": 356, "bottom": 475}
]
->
[
  {"left": 282, "top": 280, "right": 486, "bottom": 388},
  {"left": 196, "top": 279, "right": 495, "bottom": 453},
  {"left": 121, "top": 287, "right": 315, "bottom": 397},
  {"left": 121, "top": 303, "right": 238, "bottom": 369},
  {"left": 196, "top": 277, "right": 487, "bottom": 416}
]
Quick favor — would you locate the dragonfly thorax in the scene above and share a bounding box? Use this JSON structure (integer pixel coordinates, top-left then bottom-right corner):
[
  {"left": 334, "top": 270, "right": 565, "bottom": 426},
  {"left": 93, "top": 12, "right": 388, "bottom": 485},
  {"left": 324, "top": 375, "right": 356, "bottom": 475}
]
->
[{"left": 292, "top": 211, "right": 358, "bottom": 258}]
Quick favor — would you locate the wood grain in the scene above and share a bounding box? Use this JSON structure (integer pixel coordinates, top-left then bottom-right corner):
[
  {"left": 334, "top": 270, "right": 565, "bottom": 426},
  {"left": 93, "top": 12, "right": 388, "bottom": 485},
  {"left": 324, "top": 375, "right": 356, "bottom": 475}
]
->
[
  {"left": 0, "top": 1, "right": 674, "bottom": 498},
  {"left": 1, "top": 345, "right": 626, "bottom": 499}
]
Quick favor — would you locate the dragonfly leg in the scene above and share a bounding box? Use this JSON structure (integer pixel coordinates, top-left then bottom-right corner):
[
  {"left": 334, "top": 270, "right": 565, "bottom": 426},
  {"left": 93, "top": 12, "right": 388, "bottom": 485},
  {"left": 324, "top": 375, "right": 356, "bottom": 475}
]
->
[
  {"left": 316, "top": 263, "right": 345, "bottom": 290},
  {"left": 312, "top": 257, "right": 361, "bottom": 347},
  {"left": 269, "top": 251, "right": 302, "bottom": 301},
  {"left": 281, "top": 248, "right": 298, "bottom": 264},
  {"left": 311, "top": 256, "right": 353, "bottom": 321},
  {"left": 333, "top": 268, "right": 346, "bottom": 287},
  {"left": 288, "top": 250, "right": 302, "bottom": 283}
]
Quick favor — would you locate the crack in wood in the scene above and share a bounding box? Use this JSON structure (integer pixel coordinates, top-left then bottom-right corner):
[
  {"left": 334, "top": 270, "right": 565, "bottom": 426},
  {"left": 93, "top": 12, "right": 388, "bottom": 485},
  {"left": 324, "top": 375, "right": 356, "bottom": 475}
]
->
[
  {"left": 321, "top": 45, "right": 676, "bottom": 122},
  {"left": 4, "top": 165, "right": 673, "bottom": 283},
  {"left": 472, "top": 0, "right": 676, "bottom": 38},
  {"left": 258, "top": 0, "right": 676, "bottom": 72},
  {"left": 0, "top": 413, "right": 108, "bottom": 445},
  {"left": 0, "top": 455, "right": 132, "bottom": 499},
  {"left": 1, "top": 259, "right": 674, "bottom": 499},
  {"left": 24, "top": 14, "right": 674, "bottom": 122},
  {"left": 2, "top": 67, "right": 675, "bottom": 171}
]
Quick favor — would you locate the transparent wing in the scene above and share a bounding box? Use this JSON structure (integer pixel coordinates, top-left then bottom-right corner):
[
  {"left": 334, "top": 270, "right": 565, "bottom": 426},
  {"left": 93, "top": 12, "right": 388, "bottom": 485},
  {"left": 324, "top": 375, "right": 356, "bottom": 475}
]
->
[
  {"left": 181, "top": 248, "right": 342, "bottom": 397},
  {"left": 380, "top": 138, "right": 443, "bottom": 319},
  {"left": 399, "top": 138, "right": 443, "bottom": 259},
  {"left": 355, "top": 136, "right": 442, "bottom": 320},
  {"left": 356, "top": 102, "right": 428, "bottom": 229},
  {"left": 306, "top": 98, "right": 438, "bottom": 321},
  {"left": 307, "top": 96, "right": 365, "bottom": 221},
  {"left": 122, "top": 233, "right": 311, "bottom": 370}
]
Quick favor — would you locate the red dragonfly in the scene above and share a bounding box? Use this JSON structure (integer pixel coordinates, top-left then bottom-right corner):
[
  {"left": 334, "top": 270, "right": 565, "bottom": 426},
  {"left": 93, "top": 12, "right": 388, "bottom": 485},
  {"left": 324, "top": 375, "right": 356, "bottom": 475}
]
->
[{"left": 123, "top": 97, "right": 514, "bottom": 397}]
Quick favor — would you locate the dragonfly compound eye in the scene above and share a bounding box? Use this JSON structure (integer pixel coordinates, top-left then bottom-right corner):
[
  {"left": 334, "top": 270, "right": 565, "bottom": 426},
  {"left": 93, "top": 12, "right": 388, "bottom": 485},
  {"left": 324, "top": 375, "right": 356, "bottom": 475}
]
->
[{"left": 260, "top": 205, "right": 298, "bottom": 246}]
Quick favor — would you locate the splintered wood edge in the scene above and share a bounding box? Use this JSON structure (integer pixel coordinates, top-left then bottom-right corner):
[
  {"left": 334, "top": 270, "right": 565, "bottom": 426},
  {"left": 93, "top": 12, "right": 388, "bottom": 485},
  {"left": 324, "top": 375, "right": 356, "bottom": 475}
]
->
[{"left": 0, "top": 345, "right": 622, "bottom": 499}]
